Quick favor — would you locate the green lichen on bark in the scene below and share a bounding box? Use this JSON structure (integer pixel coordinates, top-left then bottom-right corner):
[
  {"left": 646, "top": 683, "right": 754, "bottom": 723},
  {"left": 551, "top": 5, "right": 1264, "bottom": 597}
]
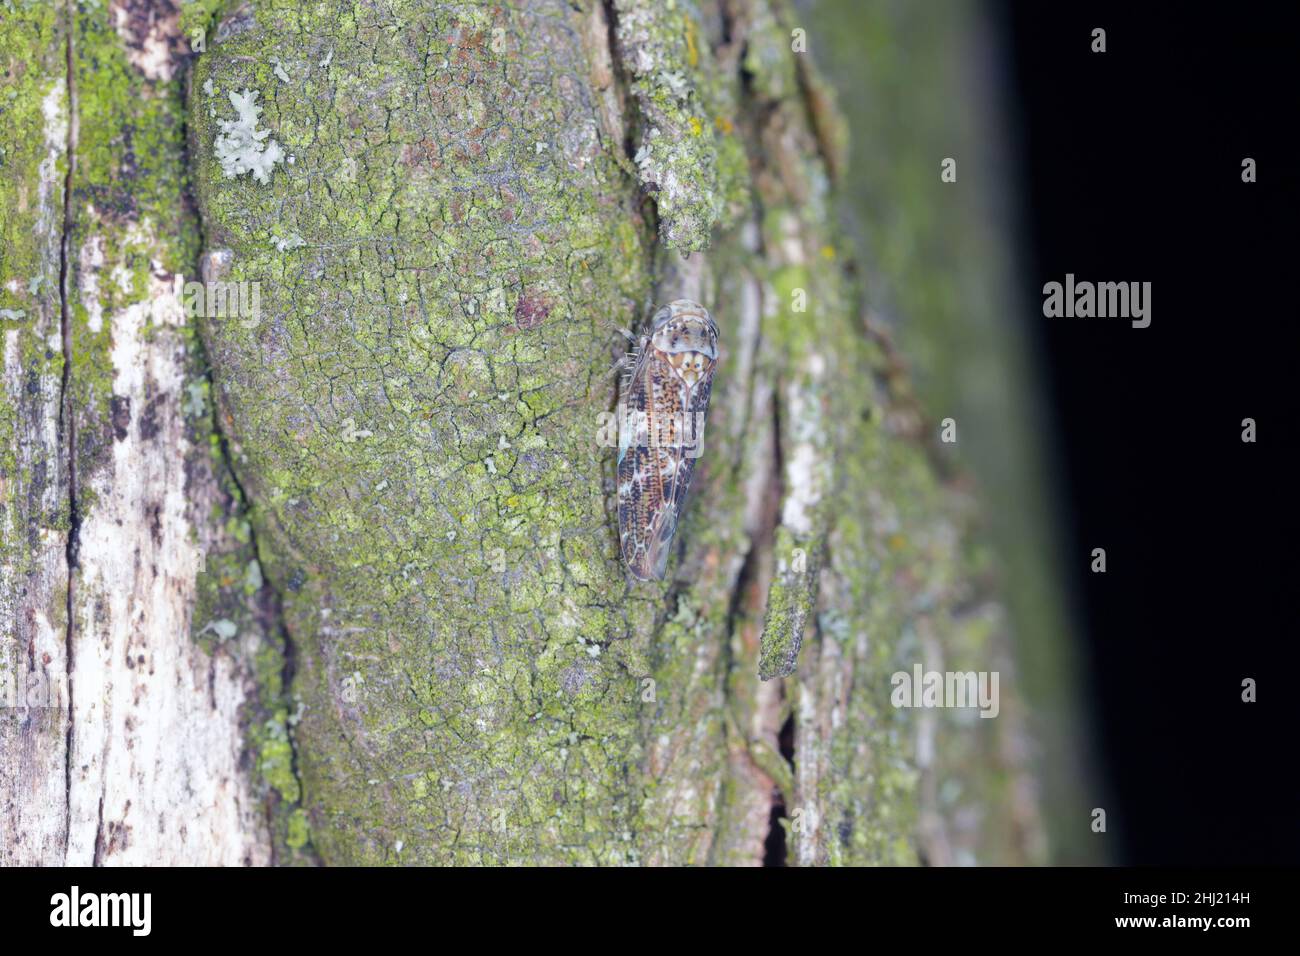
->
[
  {"left": 0, "top": 0, "right": 1053, "bottom": 866},
  {"left": 611, "top": 0, "right": 748, "bottom": 252},
  {"left": 191, "top": 0, "right": 661, "bottom": 865},
  {"left": 0, "top": 10, "right": 70, "bottom": 866},
  {"left": 3, "top": 0, "right": 283, "bottom": 865},
  {"left": 0, "top": 0, "right": 67, "bottom": 577},
  {"left": 757, "top": 525, "right": 817, "bottom": 680},
  {"left": 185, "top": 0, "right": 1048, "bottom": 865},
  {"left": 61, "top": 3, "right": 199, "bottom": 483},
  {"left": 178, "top": 0, "right": 232, "bottom": 39}
]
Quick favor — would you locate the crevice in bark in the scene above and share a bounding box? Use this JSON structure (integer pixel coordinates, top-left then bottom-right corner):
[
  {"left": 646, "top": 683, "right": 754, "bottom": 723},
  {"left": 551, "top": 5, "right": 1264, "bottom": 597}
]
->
[
  {"left": 178, "top": 52, "right": 315, "bottom": 865},
  {"left": 715, "top": 275, "right": 791, "bottom": 859},
  {"left": 712, "top": 531, "right": 762, "bottom": 864},
  {"left": 57, "top": 0, "right": 79, "bottom": 857},
  {"left": 599, "top": 0, "right": 662, "bottom": 253},
  {"left": 198, "top": 342, "right": 316, "bottom": 864},
  {"left": 759, "top": 400, "right": 794, "bottom": 866},
  {"left": 202, "top": 284, "right": 313, "bottom": 863},
  {"left": 599, "top": 0, "right": 637, "bottom": 167},
  {"left": 92, "top": 794, "right": 104, "bottom": 866},
  {"left": 762, "top": 711, "right": 794, "bottom": 866},
  {"left": 700, "top": 4, "right": 804, "bottom": 862}
]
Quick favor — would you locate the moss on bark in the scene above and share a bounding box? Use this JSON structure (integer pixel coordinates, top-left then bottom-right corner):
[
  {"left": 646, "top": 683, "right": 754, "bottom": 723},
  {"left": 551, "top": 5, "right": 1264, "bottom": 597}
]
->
[
  {"left": 1, "top": 0, "right": 1053, "bottom": 865},
  {"left": 182, "top": 0, "right": 1049, "bottom": 866}
]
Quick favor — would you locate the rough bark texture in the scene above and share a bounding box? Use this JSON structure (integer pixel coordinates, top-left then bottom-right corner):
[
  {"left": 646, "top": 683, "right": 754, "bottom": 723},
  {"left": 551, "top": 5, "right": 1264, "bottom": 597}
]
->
[
  {"left": 3, "top": 0, "right": 1050, "bottom": 865},
  {"left": 1, "top": 0, "right": 268, "bottom": 865}
]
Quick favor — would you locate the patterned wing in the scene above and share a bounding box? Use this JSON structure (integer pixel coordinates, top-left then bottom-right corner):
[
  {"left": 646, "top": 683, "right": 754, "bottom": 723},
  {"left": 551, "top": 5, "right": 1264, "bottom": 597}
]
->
[{"left": 617, "top": 341, "right": 715, "bottom": 580}]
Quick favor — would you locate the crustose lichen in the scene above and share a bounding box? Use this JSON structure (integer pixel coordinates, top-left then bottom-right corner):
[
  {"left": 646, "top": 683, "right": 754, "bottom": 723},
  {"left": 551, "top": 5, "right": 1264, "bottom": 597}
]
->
[{"left": 213, "top": 89, "right": 285, "bottom": 185}]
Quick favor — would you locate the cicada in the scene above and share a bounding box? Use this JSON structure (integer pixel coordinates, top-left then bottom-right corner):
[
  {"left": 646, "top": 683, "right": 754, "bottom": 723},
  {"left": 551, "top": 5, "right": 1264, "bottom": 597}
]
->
[{"left": 617, "top": 299, "right": 719, "bottom": 580}]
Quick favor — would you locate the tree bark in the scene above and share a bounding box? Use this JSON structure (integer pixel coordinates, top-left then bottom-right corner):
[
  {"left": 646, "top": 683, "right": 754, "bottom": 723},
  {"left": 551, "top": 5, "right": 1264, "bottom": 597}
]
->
[
  {"left": 2, "top": 0, "right": 1047, "bottom": 865},
  {"left": 1, "top": 0, "right": 268, "bottom": 864}
]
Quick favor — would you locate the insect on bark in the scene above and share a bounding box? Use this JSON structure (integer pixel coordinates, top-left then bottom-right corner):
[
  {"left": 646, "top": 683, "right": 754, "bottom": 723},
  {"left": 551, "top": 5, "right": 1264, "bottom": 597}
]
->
[{"left": 617, "top": 300, "right": 719, "bottom": 580}]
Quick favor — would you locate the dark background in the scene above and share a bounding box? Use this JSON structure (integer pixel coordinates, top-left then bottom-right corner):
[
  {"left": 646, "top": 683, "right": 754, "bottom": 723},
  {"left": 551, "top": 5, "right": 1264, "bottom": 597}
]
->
[{"left": 1003, "top": 1, "right": 1299, "bottom": 864}]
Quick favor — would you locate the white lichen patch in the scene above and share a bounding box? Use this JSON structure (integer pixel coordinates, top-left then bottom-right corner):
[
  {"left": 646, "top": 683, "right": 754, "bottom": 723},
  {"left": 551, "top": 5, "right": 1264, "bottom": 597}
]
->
[
  {"left": 183, "top": 381, "right": 206, "bottom": 418},
  {"left": 196, "top": 618, "right": 238, "bottom": 641},
  {"left": 273, "top": 232, "right": 305, "bottom": 252},
  {"left": 213, "top": 89, "right": 285, "bottom": 185}
]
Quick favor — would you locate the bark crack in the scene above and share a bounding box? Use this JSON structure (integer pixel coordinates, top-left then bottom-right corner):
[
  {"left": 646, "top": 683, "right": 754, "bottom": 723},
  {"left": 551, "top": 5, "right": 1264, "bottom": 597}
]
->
[
  {"left": 189, "top": 258, "right": 314, "bottom": 864},
  {"left": 599, "top": 0, "right": 662, "bottom": 248},
  {"left": 92, "top": 794, "right": 105, "bottom": 866},
  {"left": 180, "top": 37, "right": 313, "bottom": 860},
  {"left": 762, "top": 711, "right": 794, "bottom": 866},
  {"left": 57, "top": 0, "right": 79, "bottom": 861},
  {"left": 598, "top": 0, "right": 637, "bottom": 167},
  {"left": 193, "top": 279, "right": 314, "bottom": 864},
  {"left": 187, "top": 316, "right": 315, "bottom": 861},
  {"left": 759, "top": 393, "right": 793, "bottom": 865}
]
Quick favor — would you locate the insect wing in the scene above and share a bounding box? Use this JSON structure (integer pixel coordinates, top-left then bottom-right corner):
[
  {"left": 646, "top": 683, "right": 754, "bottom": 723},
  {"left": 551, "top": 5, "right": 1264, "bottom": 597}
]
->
[{"left": 617, "top": 341, "right": 715, "bottom": 580}]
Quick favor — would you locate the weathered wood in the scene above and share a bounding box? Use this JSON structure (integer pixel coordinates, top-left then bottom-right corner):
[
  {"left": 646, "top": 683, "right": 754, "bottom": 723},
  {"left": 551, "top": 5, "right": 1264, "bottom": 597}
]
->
[{"left": 2, "top": 0, "right": 267, "bottom": 865}]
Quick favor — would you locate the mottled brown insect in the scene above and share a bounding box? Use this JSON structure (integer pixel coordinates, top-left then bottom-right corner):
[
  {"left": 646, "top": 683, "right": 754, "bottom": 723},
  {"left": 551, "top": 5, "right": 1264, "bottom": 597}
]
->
[{"left": 618, "top": 300, "right": 719, "bottom": 580}]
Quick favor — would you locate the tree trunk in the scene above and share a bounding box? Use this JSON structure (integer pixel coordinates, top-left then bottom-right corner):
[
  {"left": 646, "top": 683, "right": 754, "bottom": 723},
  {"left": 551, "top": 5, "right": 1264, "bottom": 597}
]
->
[
  {"left": 2, "top": 0, "right": 1047, "bottom": 865},
  {"left": 0, "top": 0, "right": 268, "bottom": 864}
]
